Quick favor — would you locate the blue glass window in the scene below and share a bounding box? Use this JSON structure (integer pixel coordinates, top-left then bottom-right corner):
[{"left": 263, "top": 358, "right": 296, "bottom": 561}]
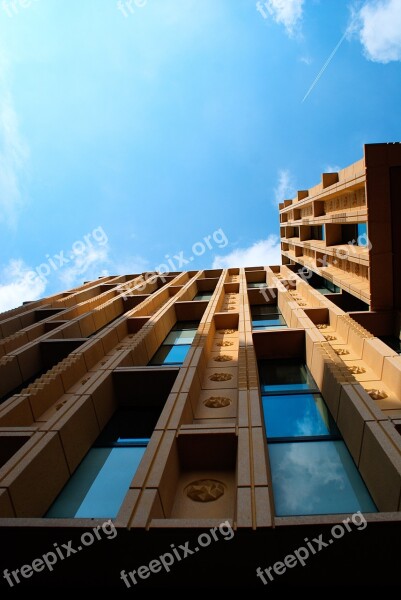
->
[
  {"left": 46, "top": 446, "right": 146, "bottom": 518},
  {"left": 150, "top": 344, "right": 191, "bottom": 366},
  {"left": 252, "top": 305, "right": 280, "bottom": 315},
  {"left": 149, "top": 321, "right": 199, "bottom": 366},
  {"left": 164, "top": 329, "right": 197, "bottom": 345},
  {"left": 258, "top": 358, "right": 377, "bottom": 516},
  {"left": 252, "top": 314, "right": 287, "bottom": 329},
  {"left": 259, "top": 359, "right": 317, "bottom": 393},
  {"left": 262, "top": 393, "right": 338, "bottom": 439},
  {"left": 173, "top": 321, "right": 199, "bottom": 330},
  {"left": 357, "top": 223, "right": 368, "bottom": 246},
  {"left": 251, "top": 306, "right": 287, "bottom": 330},
  {"left": 46, "top": 409, "right": 151, "bottom": 518},
  {"left": 269, "top": 441, "right": 377, "bottom": 516}
]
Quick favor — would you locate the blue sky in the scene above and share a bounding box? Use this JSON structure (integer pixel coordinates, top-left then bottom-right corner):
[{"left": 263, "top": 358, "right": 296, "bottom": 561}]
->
[{"left": 0, "top": 0, "right": 400, "bottom": 311}]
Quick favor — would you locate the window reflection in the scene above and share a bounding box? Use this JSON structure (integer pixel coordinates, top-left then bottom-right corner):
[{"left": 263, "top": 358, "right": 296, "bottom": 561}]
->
[
  {"left": 149, "top": 321, "right": 199, "bottom": 366},
  {"left": 193, "top": 292, "right": 213, "bottom": 300},
  {"left": 258, "top": 358, "right": 377, "bottom": 516},
  {"left": 259, "top": 358, "right": 317, "bottom": 393},
  {"left": 46, "top": 446, "right": 146, "bottom": 519},
  {"left": 251, "top": 306, "right": 287, "bottom": 330},
  {"left": 269, "top": 441, "right": 377, "bottom": 516},
  {"left": 262, "top": 393, "right": 338, "bottom": 439},
  {"left": 46, "top": 409, "right": 151, "bottom": 518}
]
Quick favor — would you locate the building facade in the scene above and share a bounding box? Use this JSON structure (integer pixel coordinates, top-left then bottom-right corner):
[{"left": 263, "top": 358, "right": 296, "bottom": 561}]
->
[{"left": 0, "top": 142, "right": 401, "bottom": 587}]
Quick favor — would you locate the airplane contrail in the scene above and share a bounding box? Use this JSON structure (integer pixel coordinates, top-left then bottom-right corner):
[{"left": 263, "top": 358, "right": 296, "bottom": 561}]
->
[{"left": 302, "top": 28, "right": 350, "bottom": 103}]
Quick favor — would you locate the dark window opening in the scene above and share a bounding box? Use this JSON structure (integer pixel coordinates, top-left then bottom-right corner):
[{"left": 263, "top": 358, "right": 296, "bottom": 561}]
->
[
  {"left": 379, "top": 336, "right": 401, "bottom": 354},
  {"left": 310, "top": 225, "right": 324, "bottom": 241}
]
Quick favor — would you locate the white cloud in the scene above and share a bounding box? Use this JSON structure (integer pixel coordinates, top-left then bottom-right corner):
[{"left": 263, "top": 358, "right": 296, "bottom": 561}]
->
[
  {"left": 324, "top": 164, "right": 341, "bottom": 173},
  {"left": 259, "top": 0, "right": 305, "bottom": 37},
  {"left": 0, "top": 241, "right": 150, "bottom": 313},
  {"left": 0, "top": 54, "right": 29, "bottom": 227},
  {"left": 0, "top": 260, "right": 46, "bottom": 313},
  {"left": 111, "top": 255, "right": 150, "bottom": 276},
  {"left": 212, "top": 235, "right": 281, "bottom": 269},
  {"left": 299, "top": 55, "right": 312, "bottom": 65},
  {"left": 58, "top": 245, "right": 111, "bottom": 288},
  {"left": 271, "top": 441, "right": 348, "bottom": 514},
  {"left": 353, "top": 0, "right": 401, "bottom": 63},
  {"left": 274, "top": 168, "right": 296, "bottom": 205}
]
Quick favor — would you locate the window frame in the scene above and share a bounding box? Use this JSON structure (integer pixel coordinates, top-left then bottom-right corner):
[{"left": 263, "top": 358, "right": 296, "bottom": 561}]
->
[
  {"left": 251, "top": 306, "right": 287, "bottom": 330},
  {"left": 258, "top": 358, "right": 319, "bottom": 395},
  {"left": 258, "top": 358, "right": 377, "bottom": 515},
  {"left": 149, "top": 320, "right": 199, "bottom": 366}
]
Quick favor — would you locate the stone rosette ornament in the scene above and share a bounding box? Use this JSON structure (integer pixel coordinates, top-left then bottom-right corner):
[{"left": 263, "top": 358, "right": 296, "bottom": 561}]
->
[
  {"left": 186, "top": 480, "right": 225, "bottom": 503},
  {"left": 204, "top": 396, "right": 231, "bottom": 408},
  {"left": 209, "top": 373, "right": 232, "bottom": 381},
  {"left": 347, "top": 365, "right": 366, "bottom": 375},
  {"left": 213, "top": 355, "right": 233, "bottom": 362},
  {"left": 366, "top": 389, "right": 388, "bottom": 400},
  {"left": 335, "top": 348, "right": 350, "bottom": 356}
]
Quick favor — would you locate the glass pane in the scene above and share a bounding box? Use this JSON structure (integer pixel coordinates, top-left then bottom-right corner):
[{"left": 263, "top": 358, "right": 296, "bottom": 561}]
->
[
  {"left": 251, "top": 305, "right": 281, "bottom": 316},
  {"left": 173, "top": 321, "right": 199, "bottom": 330},
  {"left": 95, "top": 409, "right": 158, "bottom": 443},
  {"left": 312, "top": 287, "right": 332, "bottom": 295},
  {"left": 193, "top": 292, "right": 213, "bottom": 301},
  {"left": 312, "top": 276, "right": 341, "bottom": 295},
  {"left": 311, "top": 226, "right": 323, "bottom": 241},
  {"left": 268, "top": 441, "right": 377, "bottom": 516},
  {"left": 46, "top": 447, "right": 146, "bottom": 518},
  {"left": 164, "top": 329, "right": 197, "bottom": 345},
  {"left": 262, "top": 394, "right": 338, "bottom": 438},
  {"left": 252, "top": 315, "right": 287, "bottom": 329},
  {"left": 259, "top": 359, "right": 316, "bottom": 393},
  {"left": 150, "top": 344, "right": 191, "bottom": 365},
  {"left": 357, "top": 223, "right": 367, "bottom": 245}
]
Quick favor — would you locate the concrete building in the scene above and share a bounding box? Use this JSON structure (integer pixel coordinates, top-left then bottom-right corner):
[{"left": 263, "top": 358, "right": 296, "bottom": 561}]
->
[{"left": 0, "top": 142, "right": 401, "bottom": 588}]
